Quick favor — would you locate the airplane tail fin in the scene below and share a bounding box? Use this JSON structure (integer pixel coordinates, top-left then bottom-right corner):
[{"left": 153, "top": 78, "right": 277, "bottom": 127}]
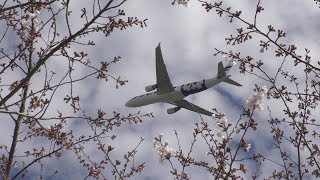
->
[
  {"left": 217, "top": 61, "right": 242, "bottom": 86},
  {"left": 217, "top": 61, "right": 234, "bottom": 78}
]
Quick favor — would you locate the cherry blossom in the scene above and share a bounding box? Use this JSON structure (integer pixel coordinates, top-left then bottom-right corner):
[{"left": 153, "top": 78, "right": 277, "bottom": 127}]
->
[
  {"left": 212, "top": 113, "right": 228, "bottom": 139},
  {"left": 246, "top": 85, "right": 267, "bottom": 111},
  {"left": 216, "top": 131, "right": 225, "bottom": 139},
  {"left": 244, "top": 143, "right": 251, "bottom": 152},
  {"left": 153, "top": 134, "right": 177, "bottom": 163},
  {"left": 223, "top": 54, "right": 237, "bottom": 65},
  {"left": 299, "top": 145, "right": 307, "bottom": 151}
]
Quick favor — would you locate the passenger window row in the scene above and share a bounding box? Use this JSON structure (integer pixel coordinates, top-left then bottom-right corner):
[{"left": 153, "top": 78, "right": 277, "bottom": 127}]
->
[{"left": 134, "top": 91, "right": 157, "bottom": 98}]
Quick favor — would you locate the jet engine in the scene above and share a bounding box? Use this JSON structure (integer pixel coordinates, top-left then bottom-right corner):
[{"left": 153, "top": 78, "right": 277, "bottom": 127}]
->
[
  {"left": 145, "top": 84, "right": 158, "bottom": 92},
  {"left": 167, "top": 107, "right": 181, "bottom": 114}
]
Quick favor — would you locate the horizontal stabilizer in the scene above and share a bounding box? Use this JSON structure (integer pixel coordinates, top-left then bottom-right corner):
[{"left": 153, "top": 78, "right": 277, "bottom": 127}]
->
[{"left": 223, "top": 78, "right": 242, "bottom": 86}]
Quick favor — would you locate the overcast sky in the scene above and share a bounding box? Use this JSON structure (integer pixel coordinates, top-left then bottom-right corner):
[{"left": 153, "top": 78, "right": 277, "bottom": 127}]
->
[{"left": 2, "top": 0, "right": 320, "bottom": 179}]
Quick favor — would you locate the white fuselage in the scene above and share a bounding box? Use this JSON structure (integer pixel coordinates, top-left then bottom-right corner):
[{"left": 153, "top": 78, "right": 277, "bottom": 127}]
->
[{"left": 125, "top": 75, "right": 230, "bottom": 107}]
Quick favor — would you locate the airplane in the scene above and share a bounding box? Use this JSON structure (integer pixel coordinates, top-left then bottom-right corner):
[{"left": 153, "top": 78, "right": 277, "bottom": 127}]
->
[{"left": 125, "top": 43, "right": 242, "bottom": 116}]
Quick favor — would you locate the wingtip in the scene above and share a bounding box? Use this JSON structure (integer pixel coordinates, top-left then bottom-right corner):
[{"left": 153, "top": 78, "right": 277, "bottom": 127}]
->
[{"left": 157, "top": 42, "right": 161, "bottom": 47}]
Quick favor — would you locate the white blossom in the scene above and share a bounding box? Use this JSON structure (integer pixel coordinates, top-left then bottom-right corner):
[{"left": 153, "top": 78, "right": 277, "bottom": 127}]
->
[
  {"left": 299, "top": 145, "right": 306, "bottom": 151},
  {"left": 217, "top": 115, "right": 227, "bottom": 125},
  {"left": 20, "top": 11, "right": 41, "bottom": 40},
  {"left": 28, "top": 13, "right": 36, "bottom": 19},
  {"left": 216, "top": 131, "right": 225, "bottom": 139},
  {"left": 246, "top": 85, "right": 267, "bottom": 111},
  {"left": 222, "top": 54, "right": 228, "bottom": 59},
  {"left": 261, "top": 85, "right": 268, "bottom": 92},
  {"left": 244, "top": 143, "right": 251, "bottom": 152},
  {"left": 223, "top": 54, "right": 236, "bottom": 65},
  {"left": 33, "top": 18, "right": 39, "bottom": 24},
  {"left": 22, "top": 20, "right": 29, "bottom": 27},
  {"left": 212, "top": 113, "right": 228, "bottom": 139},
  {"left": 20, "top": 31, "right": 25, "bottom": 38},
  {"left": 153, "top": 135, "right": 177, "bottom": 163},
  {"left": 211, "top": 114, "right": 228, "bottom": 129},
  {"left": 159, "top": 133, "right": 164, "bottom": 138},
  {"left": 212, "top": 113, "right": 228, "bottom": 126}
]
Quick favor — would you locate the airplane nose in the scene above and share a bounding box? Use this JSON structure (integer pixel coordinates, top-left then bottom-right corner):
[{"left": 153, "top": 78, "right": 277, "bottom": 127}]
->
[{"left": 125, "top": 99, "right": 134, "bottom": 107}]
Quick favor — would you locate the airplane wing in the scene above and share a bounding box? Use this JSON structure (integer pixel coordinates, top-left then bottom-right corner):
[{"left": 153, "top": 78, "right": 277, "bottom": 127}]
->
[
  {"left": 156, "top": 43, "right": 174, "bottom": 94},
  {"left": 168, "top": 99, "right": 213, "bottom": 116}
]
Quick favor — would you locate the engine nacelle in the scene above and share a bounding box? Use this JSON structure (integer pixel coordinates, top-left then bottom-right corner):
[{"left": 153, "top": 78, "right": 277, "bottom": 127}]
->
[
  {"left": 167, "top": 107, "right": 181, "bottom": 114},
  {"left": 145, "top": 84, "right": 158, "bottom": 92}
]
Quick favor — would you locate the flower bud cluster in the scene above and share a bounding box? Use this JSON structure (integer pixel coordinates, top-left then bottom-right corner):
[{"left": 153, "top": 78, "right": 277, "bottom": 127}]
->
[
  {"left": 246, "top": 85, "right": 267, "bottom": 111},
  {"left": 20, "top": 10, "right": 41, "bottom": 39},
  {"left": 212, "top": 113, "right": 228, "bottom": 139},
  {"left": 153, "top": 133, "right": 177, "bottom": 163},
  {"left": 243, "top": 143, "right": 251, "bottom": 152}
]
